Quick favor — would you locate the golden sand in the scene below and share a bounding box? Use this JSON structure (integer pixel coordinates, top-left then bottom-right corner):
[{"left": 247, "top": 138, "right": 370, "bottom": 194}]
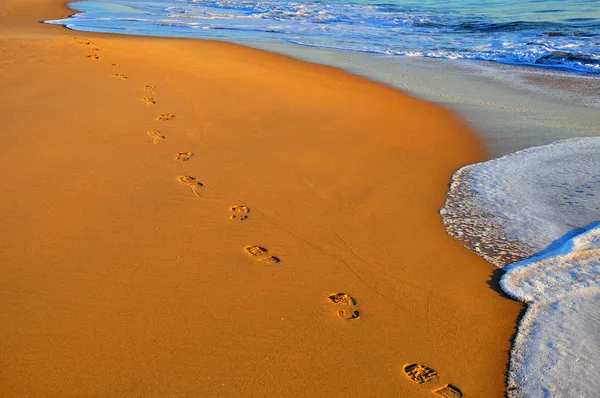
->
[{"left": 0, "top": 0, "right": 522, "bottom": 395}]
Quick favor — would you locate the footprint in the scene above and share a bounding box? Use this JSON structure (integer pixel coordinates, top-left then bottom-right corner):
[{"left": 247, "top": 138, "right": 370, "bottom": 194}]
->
[
  {"left": 403, "top": 364, "right": 462, "bottom": 397},
  {"left": 433, "top": 384, "right": 463, "bottom": 398},
  {"left": 147, "top": 129, "right": 165, "bottom": 144},
  {"left": 177, "top": 175, "right": 203, "bottom": 197},
  {"left": 175, "top": 152, "right": 193, "bottom": 161},
  {"left": 77, "top": 40, "right": 92, "bottom": 45},
  {"left": 142, "top": 97, "right": 156, "bottom": 106},
  {"left": 111, "top": 63, "right": 120, "bottom": 68},
  {"left": 403, "top": 364, "right": 439, "bottom": 385},
  {"left": 230, "top": 205, "right": 249, "bottom": 220},
  {"left": 157, "top": 113, "right": 174, "bottom": 121},
  {"left": 91, "top": 48, "right": 101, "bottom": 52},
  {"left": 145, "top": 85, "right": 156, "bottom": 91},
  {"left": 114, "top": 73, "right": 128, "bottom": 80},
  {"left": 244, "top": 245, "right": 280, "bottom": 264},
  {"left": 328, "top": 293, "right": 360, "bottom": 320},
  {"left": 86, "top": 54, "right": 100, "bottom": 60}
]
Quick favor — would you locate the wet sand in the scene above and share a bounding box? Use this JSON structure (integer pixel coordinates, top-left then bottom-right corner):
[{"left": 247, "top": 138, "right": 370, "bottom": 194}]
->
[{"left": 0, "top": 0, "right": 522, "bottom": 396}]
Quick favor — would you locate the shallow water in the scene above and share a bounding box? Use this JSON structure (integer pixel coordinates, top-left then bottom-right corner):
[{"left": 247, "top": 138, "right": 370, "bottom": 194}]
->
[{"left": 48, "top": 0, "right": 600, "bottom": 74}]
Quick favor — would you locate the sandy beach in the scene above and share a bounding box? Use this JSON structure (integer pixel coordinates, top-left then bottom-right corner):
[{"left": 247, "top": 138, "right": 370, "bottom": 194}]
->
[{"left": 0, "top": 0, "right": 523, "bottom": 396}]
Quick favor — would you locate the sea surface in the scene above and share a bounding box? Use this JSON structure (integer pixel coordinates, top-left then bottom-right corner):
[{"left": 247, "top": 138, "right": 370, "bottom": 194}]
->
[{"left": 48, "top": 0, "right": 600, "bottom": 74}]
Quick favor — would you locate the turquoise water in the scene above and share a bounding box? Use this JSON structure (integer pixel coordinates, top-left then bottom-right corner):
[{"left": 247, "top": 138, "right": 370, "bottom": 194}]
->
[{"left": 48, "top": 0, "right": 600, "bottom": 73}]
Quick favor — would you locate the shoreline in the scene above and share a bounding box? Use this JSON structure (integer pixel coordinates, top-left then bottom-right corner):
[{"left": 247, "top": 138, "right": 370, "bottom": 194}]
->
[
  {"left": 44, "top": 5, "right": 600, "bottom": 157},
  {"left": 1, "top": 0, "right": 523, "bottom": 396}
]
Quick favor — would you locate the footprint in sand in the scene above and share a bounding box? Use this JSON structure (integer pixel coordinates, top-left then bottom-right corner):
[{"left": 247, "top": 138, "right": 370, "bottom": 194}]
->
[
  {"left": 142, "top": 97, "right": 156, "bottom": 106},
  {"left": 177, "top": 175, "right": 203, "bottom": 197},
  {"left": 157, "top": 113, "right": 174, "bottom": 121},
  {"left": 111, "top": 63, "right": 120, "bottom": 68},
  {"left": 402, "top": 363, "right": 462, "bottom": 397},
  {"left": 147, "top": 129, "right": 165, "bottom": 144},
  {"left": 175, "top": 152, "right": 193, "bottom": 161},
  {"left": 86, "top": 54, "right": 100, "bottom": 60},
  {"left": 77, "top": 40, "right": 92, "bottom": 45},
  {"left": 91, "top": 48, "right": 101, "bottom": 52},
  {"left": 244, "top": 245, "right": 280, "bottom": 264},
  {"left": 328, "top": 293, "right": 360, "bottom": 320},
  {"left": 145, "top": 85, "right": 156, "bottom": 91},
  {"left": 230, "top": 205, "right": 249, "bottom": 220},
  {"left": 114, "top": 73, "right": 128, "bottom": 80}
]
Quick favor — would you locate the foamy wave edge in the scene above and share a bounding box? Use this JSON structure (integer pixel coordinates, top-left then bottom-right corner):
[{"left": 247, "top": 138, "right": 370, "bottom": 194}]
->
[{"left": 440, "top": 137, "right": 600, "bottom": 397}]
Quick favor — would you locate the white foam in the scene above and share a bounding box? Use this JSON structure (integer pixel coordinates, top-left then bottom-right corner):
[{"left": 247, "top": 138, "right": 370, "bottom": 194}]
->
[
  {"left": 501, "top": 226, "right": 600, "bottom": 397},
  {"left": 440, "top": 137, "right": 600, "bottom": 396},
  {"left": 440, "top": 137, "right": 600, "bottom": 267}
]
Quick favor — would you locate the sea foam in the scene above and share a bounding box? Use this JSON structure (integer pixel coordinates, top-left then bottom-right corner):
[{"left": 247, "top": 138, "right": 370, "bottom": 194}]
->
[
  {"left": 501, "top": 226, "right": 600, "bottom": 397},
  {"left": 440, "top": 137, "right": 600, "bottom": 267},
  {"left": 441, "top": 137, "right": 600, "bottom": 397}
]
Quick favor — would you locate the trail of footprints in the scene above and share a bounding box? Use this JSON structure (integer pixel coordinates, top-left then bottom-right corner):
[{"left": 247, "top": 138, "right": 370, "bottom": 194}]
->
[{"left": 75, "top": 37, "right": 463, "bottom": 396}]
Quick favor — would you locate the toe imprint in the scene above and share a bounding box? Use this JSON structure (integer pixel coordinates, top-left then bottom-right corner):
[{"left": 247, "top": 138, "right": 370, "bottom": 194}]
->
[
  {"left": 433, "top": 384, "right": 462, "bottom": 398},
  {"left": 403, "top": 364, "right": 439, "bottom": 385},
  {"left": 147, "top": 129, "right": 165, "bottom": 144},
  {"left": 157, "top": 113, "right": 174, "bottom": 121},
  {"left": 175, "top": 152, "right": 193, "bottom": 161}
]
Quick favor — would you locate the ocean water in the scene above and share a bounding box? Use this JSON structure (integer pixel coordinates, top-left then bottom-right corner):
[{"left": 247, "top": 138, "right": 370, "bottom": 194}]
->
[
  {"left": 440, "top": 137, "right": 600, "bottom": 396},
  {"left": 47, "top": 0, "right": 600, "bottom": 74}
]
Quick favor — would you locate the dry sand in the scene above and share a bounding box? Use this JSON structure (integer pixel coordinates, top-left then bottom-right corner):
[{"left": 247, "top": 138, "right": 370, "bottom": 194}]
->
[{"left": 0, "top": 0, "right": 523, "bottom": 396}]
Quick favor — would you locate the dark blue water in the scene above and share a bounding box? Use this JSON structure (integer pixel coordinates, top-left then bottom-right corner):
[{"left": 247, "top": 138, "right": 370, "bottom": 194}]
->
[{"left": 47, "top": 0, "right": 600, "bottom": 74}]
